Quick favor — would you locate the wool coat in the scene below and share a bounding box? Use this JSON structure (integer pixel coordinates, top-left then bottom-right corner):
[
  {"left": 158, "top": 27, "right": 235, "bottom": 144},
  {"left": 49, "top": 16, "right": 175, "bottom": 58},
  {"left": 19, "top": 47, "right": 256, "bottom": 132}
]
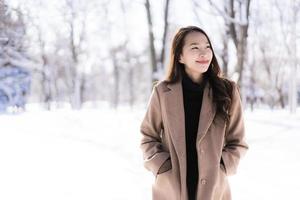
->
[{"left": 140, "top": 75, "right": 248, "bottom": 200}]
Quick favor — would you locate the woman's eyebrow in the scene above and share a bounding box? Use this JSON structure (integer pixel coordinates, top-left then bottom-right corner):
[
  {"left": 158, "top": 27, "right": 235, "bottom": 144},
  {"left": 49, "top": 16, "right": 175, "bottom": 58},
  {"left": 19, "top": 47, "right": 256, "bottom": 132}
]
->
[
  {"left": 189, "top": 42, "right": 199, "bottom": 46},
  {"left": 189, "top": 42, "right": 210, "bottom": 46}
]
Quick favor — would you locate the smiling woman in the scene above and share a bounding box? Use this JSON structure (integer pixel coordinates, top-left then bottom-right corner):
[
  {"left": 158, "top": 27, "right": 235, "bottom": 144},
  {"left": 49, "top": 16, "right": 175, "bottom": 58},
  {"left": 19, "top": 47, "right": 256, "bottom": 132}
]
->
[
  {"left": 140, "top": 26, "right": 248, "bottom": 200},
  {"left": 179, "top": 31, "right": 213, "bottom": 83}
]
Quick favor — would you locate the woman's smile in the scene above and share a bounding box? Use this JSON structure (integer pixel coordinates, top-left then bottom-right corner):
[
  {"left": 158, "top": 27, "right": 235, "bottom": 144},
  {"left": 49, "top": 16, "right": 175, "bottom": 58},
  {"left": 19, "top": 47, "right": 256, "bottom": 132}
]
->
[{"left": 196, "top": 60, "right": 210, "bottom": 64}]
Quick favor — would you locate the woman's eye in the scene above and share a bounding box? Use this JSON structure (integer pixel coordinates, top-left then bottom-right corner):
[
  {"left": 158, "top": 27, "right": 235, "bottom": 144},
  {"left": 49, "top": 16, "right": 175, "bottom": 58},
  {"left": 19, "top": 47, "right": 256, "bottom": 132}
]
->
[
  {"left": 191, "top": 47, "right": 198, "bottom": 50},
  {"left": 206, "top": 46, "right": 211, "bottom": 49}
]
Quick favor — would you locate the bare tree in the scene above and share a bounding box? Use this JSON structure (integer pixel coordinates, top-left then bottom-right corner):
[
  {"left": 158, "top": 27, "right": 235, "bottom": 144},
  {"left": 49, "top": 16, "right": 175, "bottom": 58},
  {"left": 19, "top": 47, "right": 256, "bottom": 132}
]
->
[
  {"left": 160, "top": 0, "right": 170, "bottom": 70},
  {"left": 110, "top": 47, "right": 121, "bottom": 108},
  {"left": 120, "top": 0, "right": 136, "bottom": 108},
  {"left": 258, "top": 40, "right": 286, "bottom": 108},
  {"left": 60, "top": 0, "right": 88, "bottom": 109},
  {"left": 32, "top": 19, "right": 57, "bottom": 110},
  {"left": 275, "top": 0, "right": 300, "bottom": 113},
  {"left": 144, "top": 0, "right": 171, "bottom": 85},
  {"left": 144, "top": 0, "right": 157, "bottom": 84}
]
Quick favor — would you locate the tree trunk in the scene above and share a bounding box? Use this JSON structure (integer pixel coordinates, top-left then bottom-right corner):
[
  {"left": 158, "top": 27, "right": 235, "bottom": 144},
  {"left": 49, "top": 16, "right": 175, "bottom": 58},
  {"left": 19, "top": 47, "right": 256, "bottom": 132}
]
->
[
  {"left": 220, "top": 30, "right": 229, "bottom": 77},
  {"left": 145, "top": 0, "right": 157, "bottom": 84},
  {"left": 289, "top": 2, "right": 298, "bottom": 113},
  {"left": 111, "top": 49, "right": 120, "bottom": 109},
  {"left": 160, "top": 0, "right": 170, "bottom": 71}
]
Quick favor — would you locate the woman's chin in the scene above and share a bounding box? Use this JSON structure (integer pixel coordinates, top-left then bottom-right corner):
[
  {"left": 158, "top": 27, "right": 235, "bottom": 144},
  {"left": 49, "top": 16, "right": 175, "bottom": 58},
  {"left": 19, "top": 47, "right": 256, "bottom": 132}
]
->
[
  {"left": 196, "top": 66, "right": 209, "bottom": 73},
  {"left": 186, "top": 66, "right": 209, "bottom": 75}
]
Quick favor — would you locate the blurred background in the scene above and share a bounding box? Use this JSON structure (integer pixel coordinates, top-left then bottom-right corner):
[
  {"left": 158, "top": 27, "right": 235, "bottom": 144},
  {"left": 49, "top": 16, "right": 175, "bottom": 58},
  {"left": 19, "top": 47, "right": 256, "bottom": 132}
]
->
[{"left": 0, "top": 0, "right": 299, "bottom": 199}]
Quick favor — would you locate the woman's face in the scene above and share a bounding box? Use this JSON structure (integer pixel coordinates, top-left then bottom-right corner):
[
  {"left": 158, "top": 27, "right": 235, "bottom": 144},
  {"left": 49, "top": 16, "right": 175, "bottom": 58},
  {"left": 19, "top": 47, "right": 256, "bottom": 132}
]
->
[{"left": 179, "top": 31, "right": 213, "bottom": 77}]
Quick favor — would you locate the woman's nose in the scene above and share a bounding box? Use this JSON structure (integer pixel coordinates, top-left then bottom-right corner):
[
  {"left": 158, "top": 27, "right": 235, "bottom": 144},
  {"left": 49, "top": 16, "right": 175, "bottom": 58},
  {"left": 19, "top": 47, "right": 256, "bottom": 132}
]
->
[
  {"left": 199, "top": 50, "right": 206, "bottom": 56},
  {"left": 199, "top": 50, "right": 206, "bottom": 57}
]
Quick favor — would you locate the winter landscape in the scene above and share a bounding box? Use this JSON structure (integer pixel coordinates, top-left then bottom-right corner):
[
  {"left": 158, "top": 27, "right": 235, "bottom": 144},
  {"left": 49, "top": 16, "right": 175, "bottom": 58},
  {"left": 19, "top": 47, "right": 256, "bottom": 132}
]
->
[{"left": 1, "top": 0, "right": 300, "bottom": 199}]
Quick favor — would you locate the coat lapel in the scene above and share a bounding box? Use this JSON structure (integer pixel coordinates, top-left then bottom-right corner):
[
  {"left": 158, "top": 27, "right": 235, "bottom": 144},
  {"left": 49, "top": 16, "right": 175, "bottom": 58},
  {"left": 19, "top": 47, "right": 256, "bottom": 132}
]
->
[
  {"left": 165, "top": 78, "right": 186, "bottom": 161},
  {"left": 197, "top": 82, "right": 216, "bottom": 142},
  {"left": 165, "top": 77, "right": 216, "bottom": 156}
]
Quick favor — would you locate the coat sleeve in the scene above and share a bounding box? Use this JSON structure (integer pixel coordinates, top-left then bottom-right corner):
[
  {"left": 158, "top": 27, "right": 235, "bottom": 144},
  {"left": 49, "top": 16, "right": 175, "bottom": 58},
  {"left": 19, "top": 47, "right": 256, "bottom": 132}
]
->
[
  {"left": 140, "top": 84, "right": 170, "bottom": 176},
  {"left": 221, "top": 82, "right": 249, "bottom": 176}
]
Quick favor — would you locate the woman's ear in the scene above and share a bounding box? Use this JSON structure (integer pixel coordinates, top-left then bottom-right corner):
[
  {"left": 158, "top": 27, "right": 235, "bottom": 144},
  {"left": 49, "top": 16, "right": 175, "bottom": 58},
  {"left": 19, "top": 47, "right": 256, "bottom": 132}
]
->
[{"left": 179, "top": 55, "right": 184, "bottom": 64}]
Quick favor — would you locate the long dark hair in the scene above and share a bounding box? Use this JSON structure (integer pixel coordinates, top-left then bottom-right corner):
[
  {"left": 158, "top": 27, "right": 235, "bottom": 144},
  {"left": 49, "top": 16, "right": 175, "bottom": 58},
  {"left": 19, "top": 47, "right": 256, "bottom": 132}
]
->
[{"left": 165, "top": 26, "right": 234, "bottom": 123}]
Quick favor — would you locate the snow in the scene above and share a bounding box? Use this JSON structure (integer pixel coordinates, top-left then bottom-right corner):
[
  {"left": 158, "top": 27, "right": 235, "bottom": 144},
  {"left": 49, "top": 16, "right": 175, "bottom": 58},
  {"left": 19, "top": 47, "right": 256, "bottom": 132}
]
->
[
  {"left": 231, "top": 109, "right": 300, "bottom": 199},
  {"left": 0, "top": 106, "right": 300, "bottom": 200}
]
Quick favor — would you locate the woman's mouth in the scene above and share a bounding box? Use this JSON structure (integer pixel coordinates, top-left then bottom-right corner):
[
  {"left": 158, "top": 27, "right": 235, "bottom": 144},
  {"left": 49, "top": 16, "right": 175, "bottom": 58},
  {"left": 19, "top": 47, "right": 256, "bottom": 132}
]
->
[{"left": 196, "top": 60, "right": 210, "bottom": 64}]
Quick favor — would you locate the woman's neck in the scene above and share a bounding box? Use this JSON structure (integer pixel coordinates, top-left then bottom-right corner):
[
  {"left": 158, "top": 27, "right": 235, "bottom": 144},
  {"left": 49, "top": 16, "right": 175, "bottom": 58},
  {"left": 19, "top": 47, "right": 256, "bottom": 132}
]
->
[{"left": 184, "top": 68, "right": 204, "bottom": 84}]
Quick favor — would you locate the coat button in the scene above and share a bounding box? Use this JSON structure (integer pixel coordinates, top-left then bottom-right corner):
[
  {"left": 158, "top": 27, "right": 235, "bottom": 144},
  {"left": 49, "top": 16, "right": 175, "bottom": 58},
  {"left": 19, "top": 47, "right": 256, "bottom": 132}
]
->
[{"left": 201, "top": 179, "right": 207, "bottom": 185}]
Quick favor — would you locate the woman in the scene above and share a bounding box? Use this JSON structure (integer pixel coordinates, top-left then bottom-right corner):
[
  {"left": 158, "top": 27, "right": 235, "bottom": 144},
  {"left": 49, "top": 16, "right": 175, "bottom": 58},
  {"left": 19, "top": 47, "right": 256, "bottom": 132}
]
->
[{"left": 140, "top": 26, "right": 248, "bottom": 200}]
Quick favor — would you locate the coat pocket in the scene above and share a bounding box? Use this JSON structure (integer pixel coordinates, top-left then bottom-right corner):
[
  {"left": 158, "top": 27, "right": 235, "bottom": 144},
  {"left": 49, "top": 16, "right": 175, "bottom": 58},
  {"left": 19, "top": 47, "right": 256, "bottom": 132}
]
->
[
  {"left": 220, "top": 157, "right": 227, "bottom": 176},
  {"left": 153, "top": 168, "right": 174, "bottom": 199},
  {"left": 156, "top": 158, "right": 172, "bottom": 177}
]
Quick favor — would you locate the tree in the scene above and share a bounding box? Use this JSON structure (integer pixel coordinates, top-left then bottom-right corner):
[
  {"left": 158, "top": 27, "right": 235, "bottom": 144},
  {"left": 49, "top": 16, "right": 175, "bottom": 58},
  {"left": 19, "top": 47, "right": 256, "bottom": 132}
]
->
[
  {"left": 275, "top": 0, "right": 300, "bottom": 113},
  {"left": 144, "top": 0, "right": 171, "bottom": 85},
  {"left": 59, "top": 0, "right": 89, "bottom": 109},
  {"left": 0, "top": 0, "right": 31, "bottom": 112}
]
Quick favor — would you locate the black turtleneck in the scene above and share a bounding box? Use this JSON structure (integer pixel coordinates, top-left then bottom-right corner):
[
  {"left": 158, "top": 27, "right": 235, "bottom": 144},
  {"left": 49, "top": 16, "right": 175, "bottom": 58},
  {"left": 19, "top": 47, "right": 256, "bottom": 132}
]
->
[{"left": 181, "top": 69, "right": 206, "bottom": 200}]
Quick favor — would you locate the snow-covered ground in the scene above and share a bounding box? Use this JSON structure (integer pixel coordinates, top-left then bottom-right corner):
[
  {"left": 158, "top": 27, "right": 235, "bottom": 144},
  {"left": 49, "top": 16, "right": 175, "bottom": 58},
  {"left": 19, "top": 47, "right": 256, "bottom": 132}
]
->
[{"left": 1, "top": 106, "right": 300, "bottom": 200}]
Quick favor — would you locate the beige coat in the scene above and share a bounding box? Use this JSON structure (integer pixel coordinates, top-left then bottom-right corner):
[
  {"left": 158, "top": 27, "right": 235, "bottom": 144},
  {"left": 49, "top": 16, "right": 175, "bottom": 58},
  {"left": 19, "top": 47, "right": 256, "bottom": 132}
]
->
[{"left": 140, "top": 76, "right": 248, "bottom": 200}]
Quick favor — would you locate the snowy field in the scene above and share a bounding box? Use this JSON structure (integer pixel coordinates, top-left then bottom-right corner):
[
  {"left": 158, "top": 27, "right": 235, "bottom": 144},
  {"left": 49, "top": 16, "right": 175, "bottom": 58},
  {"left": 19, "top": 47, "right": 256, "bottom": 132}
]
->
[{"left": 1, "top": 105, "right": 300, "bottom": 200}]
